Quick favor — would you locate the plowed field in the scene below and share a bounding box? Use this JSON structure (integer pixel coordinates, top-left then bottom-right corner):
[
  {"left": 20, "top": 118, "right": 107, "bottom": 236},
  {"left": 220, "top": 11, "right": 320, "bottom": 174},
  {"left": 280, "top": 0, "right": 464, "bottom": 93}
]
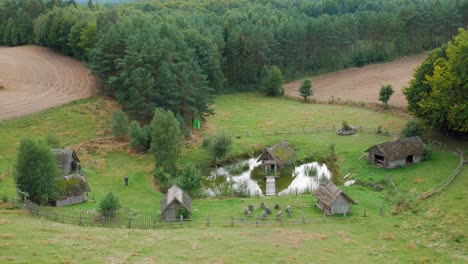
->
[{"left": 0, "top": 45, "right": 96, "bottom": 121}]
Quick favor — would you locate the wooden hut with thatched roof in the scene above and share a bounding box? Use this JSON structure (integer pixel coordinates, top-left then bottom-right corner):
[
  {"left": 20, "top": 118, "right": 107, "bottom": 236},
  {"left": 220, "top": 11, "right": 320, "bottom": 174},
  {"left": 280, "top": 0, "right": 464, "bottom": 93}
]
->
[
  {"left": 365, "top": 136, "right": 425, "bottom": 168},
  {"left": 315, "top": 181, "right": 356, "bottom": 215},
  {"left": 51, "top": 149, "right": 90, "bottom": 207},
  {"left": 257, "top": 140, "right": 296, "bottom": 175},
  {"left": 160, "top": 185, "right": 192, "bottom": 221}
]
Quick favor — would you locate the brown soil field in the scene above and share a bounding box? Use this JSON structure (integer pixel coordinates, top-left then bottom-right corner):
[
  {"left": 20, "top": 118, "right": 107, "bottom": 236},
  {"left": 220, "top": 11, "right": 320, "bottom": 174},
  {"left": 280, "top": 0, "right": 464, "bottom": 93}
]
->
[
  {"left": 284, "top": 53, "right": 427, "bottom": 107},
  {"left": 0, "top": 45, "right": 96, "bottom": 122}
]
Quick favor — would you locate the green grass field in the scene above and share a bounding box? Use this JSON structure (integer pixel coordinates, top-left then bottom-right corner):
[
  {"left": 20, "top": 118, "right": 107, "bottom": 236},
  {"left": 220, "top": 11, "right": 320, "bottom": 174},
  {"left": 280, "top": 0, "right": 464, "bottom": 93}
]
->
[{"left": 0, "top": 93, "right": 466, "bottom": 263}]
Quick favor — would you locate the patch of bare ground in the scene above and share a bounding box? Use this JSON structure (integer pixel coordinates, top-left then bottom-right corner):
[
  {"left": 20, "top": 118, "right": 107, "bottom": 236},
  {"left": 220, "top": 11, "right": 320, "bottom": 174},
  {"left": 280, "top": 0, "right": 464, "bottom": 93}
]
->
[
  {"left": 284, "top": 53, "right": 427, "bottom": 108},
  {"left": 0, "top": 45, "right": 97, "bottom": 121}
]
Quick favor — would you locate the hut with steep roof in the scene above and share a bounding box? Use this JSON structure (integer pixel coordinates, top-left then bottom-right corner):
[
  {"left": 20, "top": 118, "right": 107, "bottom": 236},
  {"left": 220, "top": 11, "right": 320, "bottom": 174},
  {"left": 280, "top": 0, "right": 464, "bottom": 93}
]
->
[
  {"left": 160, "top": 185, "right": 192, "bottom": 221},
  {"left": 257, "top": 140, "right": 296, "bottom": 175},
  {"left": 365, "top": 136, "right": 425, "bottom": 168},
  {"left": 51, "top": 149, "right": 90, "bottom": 206},
  {"left": 315, "top": 182, "right": 356, "bottom": 215}
]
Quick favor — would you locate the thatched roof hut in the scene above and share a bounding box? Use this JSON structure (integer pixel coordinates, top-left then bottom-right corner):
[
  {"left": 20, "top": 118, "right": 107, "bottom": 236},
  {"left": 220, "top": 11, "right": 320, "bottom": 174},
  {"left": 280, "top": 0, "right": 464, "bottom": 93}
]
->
[
  {"left": 365, "top": 136, "right": 425, "bottom": 168},
  {"left": 51, "top": 149, "right": 90, "bottom": 206},
  {"left": 257, "top": 140, "right": 296, "bottom": 175},
  {"left": 160, "top": 185, "right": 192, "bottom": 221},
  {"left": 315, "top": 182, "right": 356, "bottom": 215}
]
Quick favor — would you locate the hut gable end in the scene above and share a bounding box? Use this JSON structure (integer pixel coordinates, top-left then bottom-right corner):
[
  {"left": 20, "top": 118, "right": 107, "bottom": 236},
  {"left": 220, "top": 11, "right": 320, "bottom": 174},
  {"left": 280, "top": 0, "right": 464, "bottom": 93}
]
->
[
  {"left": 257, "top": 140, "right": 296, "bottom": 167},
  {"left": 315, "top": 182, "right": 356, "bottom": 215},
  {"left": 160, "top": 185, "right": 192, "bottom": 213}
]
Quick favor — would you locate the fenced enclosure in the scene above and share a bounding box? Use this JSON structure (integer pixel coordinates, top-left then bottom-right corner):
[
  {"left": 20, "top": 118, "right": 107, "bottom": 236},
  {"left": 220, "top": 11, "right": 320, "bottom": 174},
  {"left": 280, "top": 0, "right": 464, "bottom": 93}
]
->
[
  {"left": 204, "top": 125, "right": 396, "bottom": 138},
  {"left": 16, "top": 199, "right": 385, "bottom": 229}
]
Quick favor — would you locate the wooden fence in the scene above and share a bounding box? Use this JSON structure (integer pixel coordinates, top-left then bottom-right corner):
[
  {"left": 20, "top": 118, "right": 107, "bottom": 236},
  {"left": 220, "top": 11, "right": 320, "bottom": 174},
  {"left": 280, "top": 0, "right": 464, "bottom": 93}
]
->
[
  {"left": 16, "top": 200, "right": 387, "bottom": 229},
  {"left": 206, "top": 125, "right": 395, "bottom": 138},
  {"left": 398, "top": 149, "right": 465, "bottom": 208}
]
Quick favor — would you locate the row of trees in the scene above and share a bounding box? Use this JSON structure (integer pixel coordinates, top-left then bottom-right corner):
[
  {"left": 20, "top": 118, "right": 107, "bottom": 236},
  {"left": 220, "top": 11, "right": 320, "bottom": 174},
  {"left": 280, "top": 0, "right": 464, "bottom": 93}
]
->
[{"left": 1, "top": 0, "right": 466, "bottom": 120}]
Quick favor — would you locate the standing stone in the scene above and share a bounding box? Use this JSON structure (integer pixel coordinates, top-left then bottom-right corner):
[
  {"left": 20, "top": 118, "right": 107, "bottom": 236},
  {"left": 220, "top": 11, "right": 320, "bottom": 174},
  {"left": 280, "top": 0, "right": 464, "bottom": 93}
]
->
[
  {"left": 248, "top": 204, "right": 254, "bottom": 211},
  {"left": 274, "top": 203, "right": 280, "bottom": 210},
  {"left": 286, "top": 205, "right": 292, "bottom": 217},
  {"left": 277, "top": 211, "right": 283, "bottom": 220},
  {"left": 261, "top": 211, "right": 267, "bottom": 219},
  {"left": 260, "top": 202, "right": 265, "bottom": 209},
  {"left": 244, "top": 207, "right": 249, "bottom": 215},
  {"left": 265, "top": 206, "right": 271, "bottom": 215}
]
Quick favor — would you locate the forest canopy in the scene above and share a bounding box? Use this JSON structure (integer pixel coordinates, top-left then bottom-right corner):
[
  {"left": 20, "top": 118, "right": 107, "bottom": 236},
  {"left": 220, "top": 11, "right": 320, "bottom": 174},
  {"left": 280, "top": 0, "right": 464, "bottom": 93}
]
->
[{"left": 1, "top": 0, "right": 467, "bottom": 120}]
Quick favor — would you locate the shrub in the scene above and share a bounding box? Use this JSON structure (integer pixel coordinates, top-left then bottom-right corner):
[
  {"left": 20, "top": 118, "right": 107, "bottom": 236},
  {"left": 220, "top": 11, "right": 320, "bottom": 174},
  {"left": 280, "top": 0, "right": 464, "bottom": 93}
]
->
[
  {"left": 342, "top": 120, "right": 351, "bottom": 130},
  {"left": 376, "top": 125, "right": 383, "bottom": 134},
  {"left": 99, "top": 192, "right": 121, "bottom": 217},
  {"left": 401, "top": 120, "right": 425, "bottom": 138},
  {"left": 178, "top": 207, "right": 191, "bottom": 219},
  {"left": 201, "top": 136, "right": 212, "bottom": 149},
  {"left": 44, "top": 133, "right": 61, "bottom": 148},
  {"left": 262, "top": 66, "right": 284, "bottom": 97},
  {"left": 111, "top": 110, "right": 129, "bottom": 138},
  {"left": 379, "top": 84, "right": 394, "bottom": 109},
  {"left": 423, "top": 143, "right": 433, "bottom": 161},
  {"left": 129, "top": 121, "right": 150, "bottom": 152},
  {"left": 153, "top": 166, "right": 173, "bottom": 193},
  {"left": 176, "top": 163, "right": 203, "bottom": 197},
  {"left": 226, "top": 162, "right": 250, "bottom": 175},
  {"left": 299, "top": 78, "right": 312, "bottom": 102},
  {"left": 209, "top": 135, "right": 232, "bottom": 165}
]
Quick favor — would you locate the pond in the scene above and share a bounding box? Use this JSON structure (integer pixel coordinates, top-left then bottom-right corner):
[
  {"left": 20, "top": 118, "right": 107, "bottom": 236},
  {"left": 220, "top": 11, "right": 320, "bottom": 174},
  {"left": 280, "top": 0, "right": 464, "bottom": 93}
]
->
[{"left": 203, "top": 158, "right": 331, "bottom": 197}]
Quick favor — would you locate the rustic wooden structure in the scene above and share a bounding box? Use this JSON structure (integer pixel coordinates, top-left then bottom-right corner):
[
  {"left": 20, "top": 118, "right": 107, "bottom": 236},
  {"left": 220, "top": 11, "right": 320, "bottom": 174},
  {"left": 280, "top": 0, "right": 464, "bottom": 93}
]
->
[
  {"left": 160, "top": 185, "right": 192, "bottom": 221},
  {"left": 257, "top": 140, "right": 296, "bottom": 175},
  {"left": 365, "top": 136, "right": 425, "bottom": 168},
  {"left": 51, "top": 149, "right": 90, "bottom": 207},
  {"left": 315, "top": 182, "right": 356, "bottom": 215}
]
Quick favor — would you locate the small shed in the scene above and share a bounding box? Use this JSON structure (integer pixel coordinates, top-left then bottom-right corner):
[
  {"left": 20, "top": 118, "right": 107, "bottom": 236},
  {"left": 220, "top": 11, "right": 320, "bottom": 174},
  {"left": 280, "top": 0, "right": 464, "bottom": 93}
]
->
[
  {"left": 365, "top": 136, "right": 425, "bottom": 168},
  {"left": 257, "top": 140, "right": 296, "bottom": 175},
  {"left": 160, "top": 185, "right": 192, "bottom": 221},
  {"left": 315, "top": 182, "right": 356, "bottom": 215},
  {"left": 51, "top": 149, "right": 90, "bottom": 206}
]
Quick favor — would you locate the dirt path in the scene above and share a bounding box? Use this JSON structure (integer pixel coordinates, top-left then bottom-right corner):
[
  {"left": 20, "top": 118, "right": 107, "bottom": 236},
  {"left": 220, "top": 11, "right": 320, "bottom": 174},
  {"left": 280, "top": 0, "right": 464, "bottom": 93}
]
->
[
  {"left": 0, "top": 45, "right": 96, "bottom": 122},
  {"left": 284, "top": 53, "right": 427, "bottom": 107}
]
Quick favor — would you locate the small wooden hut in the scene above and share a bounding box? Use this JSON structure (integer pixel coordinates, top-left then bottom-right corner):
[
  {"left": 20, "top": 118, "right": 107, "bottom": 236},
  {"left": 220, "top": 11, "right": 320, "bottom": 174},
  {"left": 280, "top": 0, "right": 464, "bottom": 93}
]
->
[
  {"left": 257, "top": 140, "right": 296, "bottom": 175},
  {"left": 315, "top": 182, "right": 356, "bottom": 215},
  {"left": 160, "top": 185, "right": 192, "bottom": 221},
  {"left": 365, "top": 136, "right": 425, "bottom": 168},
  {"left": 51, "top": 149, "right": 90, "bottom": 207}
]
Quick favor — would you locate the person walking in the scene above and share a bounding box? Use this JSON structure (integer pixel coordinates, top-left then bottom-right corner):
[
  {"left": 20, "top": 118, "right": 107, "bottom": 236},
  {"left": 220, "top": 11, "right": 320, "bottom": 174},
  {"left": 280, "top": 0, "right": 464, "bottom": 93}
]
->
[{"left": 124, "top": 176, "right": 129, "bottom": 187}]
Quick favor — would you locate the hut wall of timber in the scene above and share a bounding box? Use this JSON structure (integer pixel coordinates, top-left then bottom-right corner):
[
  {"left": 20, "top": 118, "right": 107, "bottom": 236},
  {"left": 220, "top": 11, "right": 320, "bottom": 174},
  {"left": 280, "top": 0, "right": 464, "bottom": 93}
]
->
[
  {"left": 55, "top": 194, "right": 86, "bottom": 207},
  {"left": 160, "top": 185, "right": 192, "bottom": 221},
  {"left": 366, "top": 136, "right": 424, "bottom": 169},
  {"left": 315, "top": 182, "right": 356, "bottom": 215}
]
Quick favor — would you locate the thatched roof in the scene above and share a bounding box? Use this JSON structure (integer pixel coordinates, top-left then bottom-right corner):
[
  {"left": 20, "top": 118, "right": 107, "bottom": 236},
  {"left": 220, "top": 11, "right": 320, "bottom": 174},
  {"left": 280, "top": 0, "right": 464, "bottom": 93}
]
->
[
  {"left": 315, "top": 182, "right": 356, "bottom": 209},
  {"left": 160, "top": 185, "right": 192, "bottom": 213},
  {"left": 365, "top": 136, "right": 424, "bottom": 161},
  {"left": 257, "top": 140, "right": 296, "bottom": 166},
  {"left": 52, "top": 149, "right": 80, "bottom": 175},
  {"left": 54, "top": 173, "right": 90, "bottom": 200}
]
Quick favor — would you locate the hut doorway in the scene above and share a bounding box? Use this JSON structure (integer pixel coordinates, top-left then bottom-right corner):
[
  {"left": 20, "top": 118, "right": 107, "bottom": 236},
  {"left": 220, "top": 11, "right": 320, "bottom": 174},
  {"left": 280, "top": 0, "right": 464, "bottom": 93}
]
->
[
  {"left": 406, "top": 155, "right": 414, "bottom": 164},
  {"left": 374, "top": 154, "right": 384, "bottom": 164}
]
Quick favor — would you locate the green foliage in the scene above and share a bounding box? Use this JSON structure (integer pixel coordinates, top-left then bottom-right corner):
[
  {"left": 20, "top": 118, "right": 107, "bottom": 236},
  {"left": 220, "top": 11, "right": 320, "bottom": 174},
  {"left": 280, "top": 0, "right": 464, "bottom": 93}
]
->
[
  {"left": 176, "top": 163, "right": 203, "bottom": 198},
  {"left": 401, "top": 120, "right": 425, "bottom": 138},
  {"left": 226, "top": 162, "right": 250, "bottom": 175},
  {"left": 342, "top": 120, "right": 351, "bottom": 130},
  {"left": 99, "top": 192, "right": 121, "bottom": 217},
  {"left": 423, "top": 143, "right": 433, "bottom": 161},
  {"left": 262, "top": 66, "right": 284, "bottom": 97},
  {"left": 378, "top": 84, "right": 394, "bottom": 108},
  {"left": 129, "top": 120, "right": 150, "bottom": 152},
  {"left": 299, "top": 78, "right": 312, "bottom": 102},
  {"left": 209, "top": 135, "right": 232, "bottom": 163},
  {"left": 14, "top": 138, "right": 59, "bottom": 205},
  {"left": 178, "top": 206, "right": 191, "bottom": 219},
  {"left": 153, "top": 166, "right": 173, "bottom": 193},
  {"left": 44, "top": 133, "right": 61, "bottom": 148},
  {"left": 111, "top": 110, "right": 129, "bottom": 138},
  {"left": 150, "top": 108, "right": 182, "bottom": 172},
  {"left": 404, "top": 29, "right": 468, "bottom": 134}
]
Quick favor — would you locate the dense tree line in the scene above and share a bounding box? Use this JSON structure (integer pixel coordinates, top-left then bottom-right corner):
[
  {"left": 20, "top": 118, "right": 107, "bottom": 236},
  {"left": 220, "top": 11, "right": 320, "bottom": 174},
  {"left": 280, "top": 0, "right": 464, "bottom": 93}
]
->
[
  {"left": 404, "top": 29, "right": 468, "bottom": 134},
  {"left": 1, "top": 0, "right": 467, "bottom": 120}
]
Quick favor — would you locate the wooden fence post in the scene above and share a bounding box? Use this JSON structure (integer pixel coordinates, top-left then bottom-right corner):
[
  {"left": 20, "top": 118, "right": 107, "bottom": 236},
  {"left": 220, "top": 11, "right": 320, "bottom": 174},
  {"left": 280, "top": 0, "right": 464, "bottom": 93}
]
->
[
  {"left": 180, "top": 215, "right": 183, "bottom": 226},
  {"left": 231, "top": 216, "right": 234, "bottom": 226},
  {"left": 363, "top": 209, "right": 366, "bottom": 217},
  {"left": 302, "top": 214, "right": 305, "bottom": 224},
  {"left": 153, "top": 219, "right": 157, "bottom": 229},
  {"left": 256, "top": 217, "right": 259, "bottom": 227},
  {"left": 323, "top": 212, "right": 326, "bottom": 222},
  {"left": 206, "top": 216, "right": 210, "bottom": 226},
  {"left": 380, "top": 207, "right": 383, "bottom": 217},
  {"left": 280, "top": 217, "right": 283, "bottom": 226},
  {"left": 79, "top": 213, "right": 82, "bottom": 226},
  {"left": 128, "top": 218, "right": 132, "bottom": 229}
]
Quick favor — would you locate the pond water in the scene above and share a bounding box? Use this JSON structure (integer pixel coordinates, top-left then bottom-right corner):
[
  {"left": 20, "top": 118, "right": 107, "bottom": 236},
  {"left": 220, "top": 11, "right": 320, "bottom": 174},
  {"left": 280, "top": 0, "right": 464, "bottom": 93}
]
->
[{"left": 204, "top": 158, "right": 331, "bottom": 197}]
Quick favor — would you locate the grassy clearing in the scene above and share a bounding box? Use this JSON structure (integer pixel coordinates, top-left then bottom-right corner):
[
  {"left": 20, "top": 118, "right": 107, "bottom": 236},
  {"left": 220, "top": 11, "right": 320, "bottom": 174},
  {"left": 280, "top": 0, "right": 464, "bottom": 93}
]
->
[{"left": 0, "top": 169, "right": 466, "bottom": 263}]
